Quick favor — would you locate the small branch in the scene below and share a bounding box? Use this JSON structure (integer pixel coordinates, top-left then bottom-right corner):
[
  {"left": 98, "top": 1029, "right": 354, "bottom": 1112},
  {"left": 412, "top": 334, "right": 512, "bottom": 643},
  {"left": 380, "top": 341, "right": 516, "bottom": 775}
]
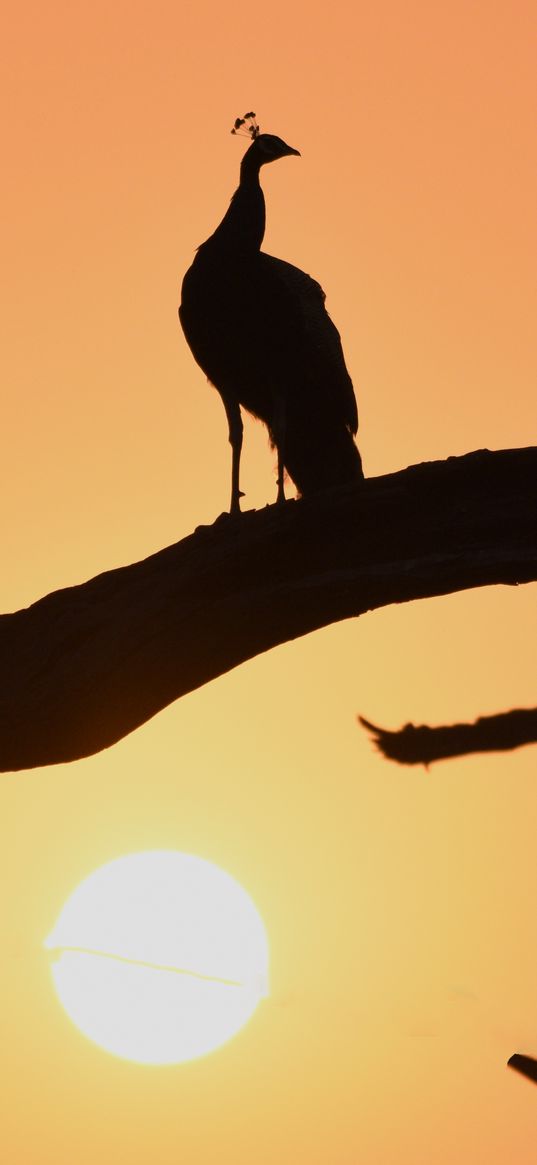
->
[
  {"left": 508, "top": 1054, "right": 537, "bottom": 1085},
  {"left": 359, "top": 707, "right": 537, "bottom": 766},
  {"left": 1, "top": 446, "right": 536, "bottom": 772}
]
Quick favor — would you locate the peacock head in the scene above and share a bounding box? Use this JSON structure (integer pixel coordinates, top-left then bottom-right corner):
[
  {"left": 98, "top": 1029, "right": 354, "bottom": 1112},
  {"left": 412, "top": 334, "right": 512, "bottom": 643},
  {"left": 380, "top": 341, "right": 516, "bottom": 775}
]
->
[{"left": 232, "top": 113, "right": 300, "bottom": 166}]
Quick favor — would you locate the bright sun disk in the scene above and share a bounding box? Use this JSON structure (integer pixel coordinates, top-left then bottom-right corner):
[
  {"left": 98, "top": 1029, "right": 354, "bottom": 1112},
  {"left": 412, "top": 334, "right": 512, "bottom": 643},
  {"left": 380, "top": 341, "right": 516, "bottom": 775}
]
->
[{"left": 44, "top": 851, "right": 269, "bottom": 1065}]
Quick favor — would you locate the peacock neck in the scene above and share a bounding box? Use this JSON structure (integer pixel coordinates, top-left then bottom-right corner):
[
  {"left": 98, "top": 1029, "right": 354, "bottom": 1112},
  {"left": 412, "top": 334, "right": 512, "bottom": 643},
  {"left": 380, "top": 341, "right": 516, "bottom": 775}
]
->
[{"left": 204, "top": 160, "right": 266, "bottom": 255}]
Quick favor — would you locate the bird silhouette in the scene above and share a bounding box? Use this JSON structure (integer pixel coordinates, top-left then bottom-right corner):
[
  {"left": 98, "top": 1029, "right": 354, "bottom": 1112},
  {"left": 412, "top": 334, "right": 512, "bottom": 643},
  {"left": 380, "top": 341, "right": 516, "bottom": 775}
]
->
[{"left": 179, "top": 113, "right": 363, "bottom": 514}]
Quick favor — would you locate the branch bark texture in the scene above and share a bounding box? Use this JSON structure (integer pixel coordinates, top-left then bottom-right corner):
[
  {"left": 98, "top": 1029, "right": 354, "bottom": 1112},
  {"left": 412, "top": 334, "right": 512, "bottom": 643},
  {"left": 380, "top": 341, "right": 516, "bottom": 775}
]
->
[{"left": 1, "top": 446, "right": 536, "bottom": 772}]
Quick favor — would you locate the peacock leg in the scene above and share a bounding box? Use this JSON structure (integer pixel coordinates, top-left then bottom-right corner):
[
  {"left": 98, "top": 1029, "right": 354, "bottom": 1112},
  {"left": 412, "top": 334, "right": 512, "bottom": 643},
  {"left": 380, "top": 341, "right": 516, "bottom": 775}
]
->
[
  {"left": 276, "top": 448, "right": 286, "bottom": 505},
  {"left": 273, "top": 395, "right": 286, "bottom": 505},
  {"left": 222, "top": 395, "right": 244, "bottom": 514}
]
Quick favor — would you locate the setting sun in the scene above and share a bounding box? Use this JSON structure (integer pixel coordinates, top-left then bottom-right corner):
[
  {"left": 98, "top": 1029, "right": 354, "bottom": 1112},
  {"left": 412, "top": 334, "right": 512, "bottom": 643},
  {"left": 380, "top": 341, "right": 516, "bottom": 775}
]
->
[{"left": 44, "top": 851, "right": 269, "bottom": 1065}]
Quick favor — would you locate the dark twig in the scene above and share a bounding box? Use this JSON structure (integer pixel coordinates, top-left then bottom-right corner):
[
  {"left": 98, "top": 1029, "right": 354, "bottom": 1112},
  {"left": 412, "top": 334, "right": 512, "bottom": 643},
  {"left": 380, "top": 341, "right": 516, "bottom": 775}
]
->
[
  {"left": 508, "top": 1054, "right": 537, "bottom": 1085},
  {"left": 359, "top": 707, "right": 537, "bottom": 766}
]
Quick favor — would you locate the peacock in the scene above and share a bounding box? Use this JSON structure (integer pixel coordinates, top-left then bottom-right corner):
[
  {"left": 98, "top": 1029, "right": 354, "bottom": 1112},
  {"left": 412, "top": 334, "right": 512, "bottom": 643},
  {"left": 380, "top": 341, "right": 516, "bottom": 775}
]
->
[{"left": 179, "top": 113, "right": 363, "bottom": 513}]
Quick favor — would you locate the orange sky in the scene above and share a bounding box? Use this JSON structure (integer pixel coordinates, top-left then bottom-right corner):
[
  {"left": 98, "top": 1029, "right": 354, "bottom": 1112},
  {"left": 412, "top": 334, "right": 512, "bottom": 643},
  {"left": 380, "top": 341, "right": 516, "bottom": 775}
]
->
[{"left": 1, "top": 0, "right": 537, "bottom": 1161}]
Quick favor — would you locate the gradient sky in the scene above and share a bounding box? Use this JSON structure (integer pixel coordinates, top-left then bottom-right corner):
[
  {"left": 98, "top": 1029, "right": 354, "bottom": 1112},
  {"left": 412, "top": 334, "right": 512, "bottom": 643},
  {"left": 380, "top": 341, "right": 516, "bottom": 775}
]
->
[{"left": 2, "top": 0, "right": 537, "bottom": 1161}]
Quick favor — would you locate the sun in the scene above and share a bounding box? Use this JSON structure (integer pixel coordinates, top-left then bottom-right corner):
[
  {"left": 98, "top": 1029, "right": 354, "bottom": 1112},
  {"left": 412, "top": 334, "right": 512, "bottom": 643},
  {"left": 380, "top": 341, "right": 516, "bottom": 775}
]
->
[{"left": 44, "top": 851, "right": 269, "bottom": 1065}]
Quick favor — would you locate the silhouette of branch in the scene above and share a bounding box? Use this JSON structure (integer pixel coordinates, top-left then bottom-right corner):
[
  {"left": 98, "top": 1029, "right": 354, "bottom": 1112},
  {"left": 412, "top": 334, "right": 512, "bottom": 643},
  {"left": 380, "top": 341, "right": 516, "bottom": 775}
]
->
[
  {"left": 508, "top": 1054, "right": 537, "bottom": 1085},
  {"left": 1, "top": 446, "right": 535, "bottom": 772},
  {"left": 359, "top": 707, "right": 537, "bottom": 766}
]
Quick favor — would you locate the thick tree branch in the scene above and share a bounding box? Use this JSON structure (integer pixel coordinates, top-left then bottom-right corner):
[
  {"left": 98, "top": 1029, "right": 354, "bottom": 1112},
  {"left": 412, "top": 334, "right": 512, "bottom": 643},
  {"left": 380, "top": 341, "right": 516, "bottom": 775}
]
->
[
  {"left": 1, "top": 446, "right": 536, "bottom": 772},
  {"left": 358, "top": 707, "right": 537, "bottom": 766}
]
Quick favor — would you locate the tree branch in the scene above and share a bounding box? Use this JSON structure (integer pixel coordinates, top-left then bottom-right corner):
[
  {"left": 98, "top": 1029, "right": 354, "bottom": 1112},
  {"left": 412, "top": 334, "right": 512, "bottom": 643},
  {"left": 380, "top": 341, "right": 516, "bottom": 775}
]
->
[
  {"left": 508, "top": 1054, "right": 537, "bottom": 1085},
  {"left": 1, "top": 446, "right": 536, "bottom": 772},
  {"left": 358, "top": 707, "right": 537, "bottom": 766}
]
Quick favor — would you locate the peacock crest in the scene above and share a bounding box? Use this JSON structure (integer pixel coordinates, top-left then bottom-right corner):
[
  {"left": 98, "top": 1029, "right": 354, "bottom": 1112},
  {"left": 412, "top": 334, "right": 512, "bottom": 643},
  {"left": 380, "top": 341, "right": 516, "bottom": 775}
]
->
[{"left": 231, "top": 112, "right": 259, "bottom": 140}]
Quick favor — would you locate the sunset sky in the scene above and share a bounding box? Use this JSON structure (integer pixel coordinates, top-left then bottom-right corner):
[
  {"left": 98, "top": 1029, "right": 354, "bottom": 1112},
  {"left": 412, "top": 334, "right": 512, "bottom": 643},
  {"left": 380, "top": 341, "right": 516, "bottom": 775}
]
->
[{"left": 2, "top": 0, "right": 537, "bottom": 1160}]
